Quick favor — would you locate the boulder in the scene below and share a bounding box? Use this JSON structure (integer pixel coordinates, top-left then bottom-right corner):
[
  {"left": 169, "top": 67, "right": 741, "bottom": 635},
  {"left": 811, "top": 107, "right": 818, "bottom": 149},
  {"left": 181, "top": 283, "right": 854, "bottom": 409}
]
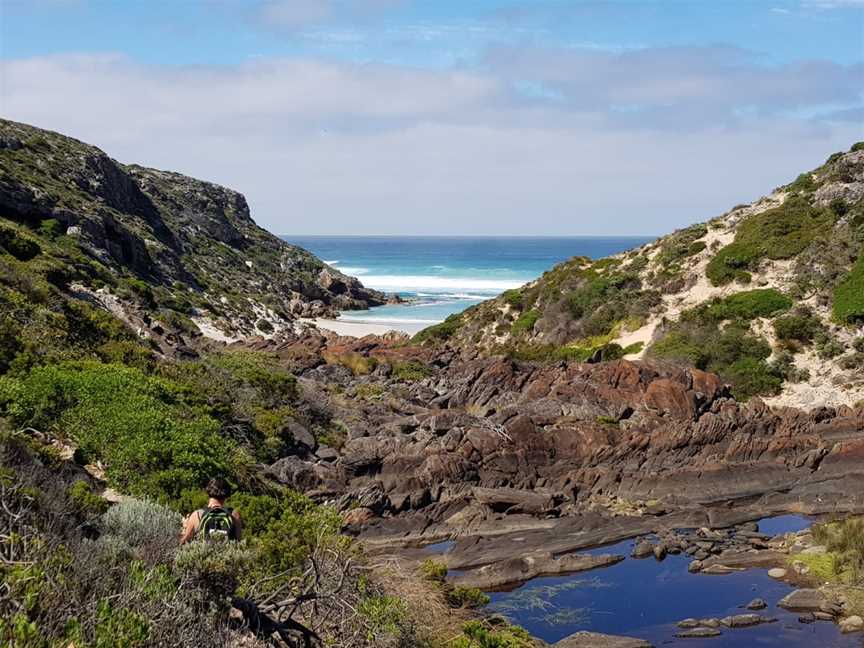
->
[
  {"left": 675, "top": 628, "right": 722, "bottom": 638},
  {"left": 840, "top": 616, "right": 864, "bottom": 633},
  {"left": 631, "top": 540, "right": 655, "bottom": 559},
  {"left": 554, "top": 631, "right": 653, "bottom": 648},
  {"left": 266, "top": 456, "right": 320, "bottom": 491},
  {"left": 719, "top": 614, "right": 776, "bottom": 628},
  {"left": 777, "top": 589, "right": 830, "bottom": 613},
  {"left": 767, "top": 568, "right": 787, "bottom": 579},
  {"left": 745, "top": 598, "right": 767, "bottom": 610}
]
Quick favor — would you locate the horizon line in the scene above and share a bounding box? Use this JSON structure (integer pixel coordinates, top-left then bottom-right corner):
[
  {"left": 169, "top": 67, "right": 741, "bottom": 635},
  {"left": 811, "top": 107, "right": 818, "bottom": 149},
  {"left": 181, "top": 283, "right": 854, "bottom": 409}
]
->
[{"left": 278, "top": 234, "right": 656, "bottom": 239}]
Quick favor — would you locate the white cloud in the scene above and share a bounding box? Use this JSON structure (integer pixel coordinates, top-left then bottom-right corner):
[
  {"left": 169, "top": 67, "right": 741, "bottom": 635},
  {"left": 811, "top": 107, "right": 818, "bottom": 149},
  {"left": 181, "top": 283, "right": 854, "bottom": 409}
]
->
[
  {"left": 0, "top": 51, "right": 860, "bottom": 236},
  {"left": 801, "top": 0, "right": 864, "bottom": 8},
  {"left": 254, "top": 0, "right": 403, "bottom": 31}
]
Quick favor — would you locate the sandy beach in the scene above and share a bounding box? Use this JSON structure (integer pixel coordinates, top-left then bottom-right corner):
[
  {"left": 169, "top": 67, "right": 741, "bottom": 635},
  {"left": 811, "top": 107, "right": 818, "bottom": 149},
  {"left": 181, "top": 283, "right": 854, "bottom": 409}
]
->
[{"left": 305, "top": 318, "right": 427, "bottom": 338}]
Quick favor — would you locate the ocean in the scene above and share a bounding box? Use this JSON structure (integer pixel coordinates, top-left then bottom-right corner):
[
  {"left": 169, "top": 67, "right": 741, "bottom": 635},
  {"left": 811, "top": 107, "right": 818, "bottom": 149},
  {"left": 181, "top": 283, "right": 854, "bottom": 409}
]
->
[{"left": 282, "top": 236, "right": 653, "bottom": 332}]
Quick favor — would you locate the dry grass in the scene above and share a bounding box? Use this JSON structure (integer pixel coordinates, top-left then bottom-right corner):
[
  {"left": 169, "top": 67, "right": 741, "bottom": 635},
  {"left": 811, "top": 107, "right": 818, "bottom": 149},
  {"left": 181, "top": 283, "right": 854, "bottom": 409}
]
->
[
  {"left": 368, "top": 555, "right": 473, "bottom": 648},
  {"left": 322, "top": 351, "right": 378, "bottom": 376}
]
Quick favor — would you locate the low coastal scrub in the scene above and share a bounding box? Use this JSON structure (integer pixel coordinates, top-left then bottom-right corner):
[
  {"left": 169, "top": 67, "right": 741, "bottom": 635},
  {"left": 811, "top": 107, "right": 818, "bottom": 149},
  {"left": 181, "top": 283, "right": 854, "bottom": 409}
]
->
[
  {"left": 706, "top": 196, "right": 834, "bottom": 285},
  {"left": 413, "top": 313, "right": 465, "bottom": 344},
  {"left": 0, "top": 435, "right": 450, "bottom": 648},
  {"left": 649, "top": 290, "right": 798, "bottom": 399},
  {"left": 650, "top": 321, "right": 780, "bottom": 400},
  {"left": 792, "top": 517, "right": 864, "bottom": 584},
  {"left": 833, "top": 251, "right": 864, "bottom": 324},
  {"left": 654, "top": 223, "right": 708, "bottom": 274},
  {"left": 511, "top": 309, "right": 540, "bottom": 336}
]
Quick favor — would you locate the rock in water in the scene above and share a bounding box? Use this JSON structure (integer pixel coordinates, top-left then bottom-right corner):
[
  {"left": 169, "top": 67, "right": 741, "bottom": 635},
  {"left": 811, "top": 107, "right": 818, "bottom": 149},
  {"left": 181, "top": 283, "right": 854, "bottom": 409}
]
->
[
  {"left": 675, "top": 628, "right": 722, "bottom": 638},
  {"left": 631, "top": 540, "right": 655, "bottom": 558},
  {"left": 840, "top": 616, "right": 864, "bottom": 633},
  {"left": 553, "top": 631, "right": 653, "bottom": 647},
  {"left": 746, "top": 598, "right": 767, "bottom": 610},
  {"left": 767, "top": 568, "right": 787, "bottom": 579},
  {"left": 777, "top": 589, "right": 830, "bottom": 612}
]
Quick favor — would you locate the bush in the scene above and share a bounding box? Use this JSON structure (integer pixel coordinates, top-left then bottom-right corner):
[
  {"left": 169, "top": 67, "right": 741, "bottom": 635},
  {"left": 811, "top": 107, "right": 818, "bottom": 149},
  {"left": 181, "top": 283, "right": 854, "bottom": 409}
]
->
[
  {"left": 511, "top": 310, "right": 540, "bottom": 336},
  {"left": 101, "top": 498, "right": 182, "bottom": 550},
  {"left": 419, "top": 559, "right": 447, "bottom": 583},
  {"left": 0, "top": 361, "right": 239, "bottom": 500},
  {"left": 357, "top": 595, "right": 410, "bottom": 641},
  {"left": 446, "top": 586, "right": 490, "bottom": 609},
  {"left": 413, "top": 313, "right": 464, "bottom": 344},
  {"left": 454, "top": 620, "right": 533, "bottom": 648},
  {"left": 833, "top": 252, "right": 864, "bottom": 324},
  {"left": 0, "top": 226, "right": 41, "bottom": 262},
  {"left": 815, "top": 331, "right": 846, "bottom": 359},
  {"left": 390, "top": 360, "right": 432, "bottom": 382},
  {"left": 702, "top": 289, "right": 792, "bottom": 321},
  {"left": 255, "top": 318, "right": 274, "bottom": 334},
  {"left": 786, "top": 172, "right": 817, "bottom": 194},
  {"left": 651, "top": 321, "right": 780, "bottom": 400},
  {"left": 322, "top": 351, "right": 378, "bottom": 376},
  {"left": 811, "top": 516, "right": 864, "bottom": 582},
  {"left": 774, "top": 312, "right": 823, "bottom": 344},
  {"left": 502, "top": 289, "right": 524, "bottom": 309},
  {"left": 174, "top": 540, "right": 255, "bottom": 602},
  {"left": 68, "top": 480, "right": 108, "bottom": 515},
  {"left": 706, "top": 197, "right": 834, "bottom": 285}
]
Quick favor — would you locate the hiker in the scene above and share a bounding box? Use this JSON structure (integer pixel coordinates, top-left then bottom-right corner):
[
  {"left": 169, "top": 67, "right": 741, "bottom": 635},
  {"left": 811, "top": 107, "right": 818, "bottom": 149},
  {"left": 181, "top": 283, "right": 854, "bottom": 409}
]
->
[{"left": 180, "top": 477, "right": 242, "bottom": 544}]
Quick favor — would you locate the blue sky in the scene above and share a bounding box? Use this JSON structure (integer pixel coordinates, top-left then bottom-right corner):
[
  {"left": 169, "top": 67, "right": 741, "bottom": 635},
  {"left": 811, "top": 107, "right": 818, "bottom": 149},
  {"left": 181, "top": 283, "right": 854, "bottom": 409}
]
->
[{"left": 1, "top": 0, "right": 863, "bottom": 235}]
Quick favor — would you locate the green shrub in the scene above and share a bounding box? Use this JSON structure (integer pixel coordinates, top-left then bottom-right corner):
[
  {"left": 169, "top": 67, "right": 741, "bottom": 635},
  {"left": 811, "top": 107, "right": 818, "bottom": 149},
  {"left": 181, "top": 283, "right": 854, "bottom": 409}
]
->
[
  {"left": 511, "top": 310, "right": 540, "bottom": 336},
  {"left": 101, "top": 498, "right": 182, "bottom": 549},
  {"left": 786, "top": 173, "right": 816, "bottom": 194},
  {"left": 833, "top": 252, "right": 864, "bottom": 324},
  {"left": 454, "top": 620, "right": 533, "bottom": 648},
  {"left": 851, "top": 142, "right": 864, "bottom": 152},
  {"left": 0, "top": 361, "right": 238, "bottom": 500},
  {"left": 419, "top": 559, "right": 447, "bottom": 583},
  {"left": 774, "top": 312, "right": 823, "bottom": 344},
  {"left": 413, "top": 313, "right": 464, "bottom": 344},
  {"left": 357, "top": 595, "right": 409, "bottom": 640},
  {"left": 390, "top": 360, "right": 432, "bottom": 381},
  {"left": 706, "top": 197, "right": 834, "bottom": 285},
  {"left": 255, "top": 318, "right": 274, "bottom": 334},
  {"left": 446, "top": 586, "right": 490, "bottom": 609},
  {"left": 68, "top": 480, "right": 109, "bottom": 515},
  {"left": 91, "top": 601, "right": 150, "bottom": 648},
  {"left": 38, "top": 219, "right": 63, "bottom": 239},
  {"left": 651, "top": 321, "right": 779, "bottom": 400},
  {"left": 655, "top": 224, "right": 708, "bottom": 269},
  {"left": 0, "top": 226, "right": 41, "bottom": 262},
  {"left": 701, "top": 289, "right": 792, "bottom": 321},
  {"left": 811, "top": 516, "right": 864, "bottom": 582},
  {"left": 174, "top": 540, "right": 255, "bottom": 602},
  {"left": 502, "top": 289, "right": 523, "bottom": 309}
]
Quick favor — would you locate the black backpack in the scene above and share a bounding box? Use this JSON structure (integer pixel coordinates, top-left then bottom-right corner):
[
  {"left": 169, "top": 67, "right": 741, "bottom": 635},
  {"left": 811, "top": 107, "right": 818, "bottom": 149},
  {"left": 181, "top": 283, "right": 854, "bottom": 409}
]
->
[{"left": 197, "top": 506, "right": 236, "bottom": 542}]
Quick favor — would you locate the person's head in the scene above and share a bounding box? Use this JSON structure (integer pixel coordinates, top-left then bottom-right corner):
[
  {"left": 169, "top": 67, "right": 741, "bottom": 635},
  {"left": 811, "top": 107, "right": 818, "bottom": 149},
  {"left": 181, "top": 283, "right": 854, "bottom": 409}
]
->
[{"left": 205, "top": 477, "right": 231, "bottom": 502}]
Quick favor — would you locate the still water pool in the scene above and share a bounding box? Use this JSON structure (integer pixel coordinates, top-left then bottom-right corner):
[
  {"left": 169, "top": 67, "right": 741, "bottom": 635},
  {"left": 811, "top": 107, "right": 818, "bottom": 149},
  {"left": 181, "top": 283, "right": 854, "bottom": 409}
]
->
[{"left": 486, "top": 516, "right": 861, "bottom": 647}]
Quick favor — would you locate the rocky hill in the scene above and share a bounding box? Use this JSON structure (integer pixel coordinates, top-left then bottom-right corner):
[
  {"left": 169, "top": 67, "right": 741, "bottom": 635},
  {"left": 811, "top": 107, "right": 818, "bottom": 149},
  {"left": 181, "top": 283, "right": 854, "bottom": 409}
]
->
[
  {"left": 0, "top": 119, "right": 386, "bottom": 345},
  {"left": 425, "top": 143, "right": 864, "bottom": 409}
]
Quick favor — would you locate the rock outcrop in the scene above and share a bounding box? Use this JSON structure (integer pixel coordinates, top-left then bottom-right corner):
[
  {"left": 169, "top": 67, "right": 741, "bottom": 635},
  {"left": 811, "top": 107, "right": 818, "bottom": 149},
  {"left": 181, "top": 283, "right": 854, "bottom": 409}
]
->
[{"left": 0, "top": 119, "right": 386, "bottom": 340}]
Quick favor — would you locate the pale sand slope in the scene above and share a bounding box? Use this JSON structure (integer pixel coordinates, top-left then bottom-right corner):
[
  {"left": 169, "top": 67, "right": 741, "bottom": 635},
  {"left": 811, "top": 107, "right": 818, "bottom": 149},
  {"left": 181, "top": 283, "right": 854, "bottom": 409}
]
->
[{"left": 304, "top": 318, "right": 427, "bottom": 338}]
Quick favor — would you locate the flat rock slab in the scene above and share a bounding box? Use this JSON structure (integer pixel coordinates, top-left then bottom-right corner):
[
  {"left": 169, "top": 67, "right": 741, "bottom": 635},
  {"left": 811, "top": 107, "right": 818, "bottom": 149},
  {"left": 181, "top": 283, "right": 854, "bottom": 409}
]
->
[
  {"left": 720, "top": 613, "right": 777, "bottom": 627},
  {"left": 450, "top": 551, "right": 624, "bottom": 590},
  {"left": 675, "top": 627, "right": 722, "bottom": 638},
  {"left": 554, "top": 631, "right": 653, "bottom": 647},
  {"left": 777, "top": 588, "right": 831, "bottom": 613}
]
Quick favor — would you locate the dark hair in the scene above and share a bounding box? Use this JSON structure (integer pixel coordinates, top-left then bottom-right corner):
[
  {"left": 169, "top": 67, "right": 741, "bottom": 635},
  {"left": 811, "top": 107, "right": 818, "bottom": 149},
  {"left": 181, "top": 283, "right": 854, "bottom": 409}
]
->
[{"left": 205, "top": 478, "right": 231, "bottom": 501}]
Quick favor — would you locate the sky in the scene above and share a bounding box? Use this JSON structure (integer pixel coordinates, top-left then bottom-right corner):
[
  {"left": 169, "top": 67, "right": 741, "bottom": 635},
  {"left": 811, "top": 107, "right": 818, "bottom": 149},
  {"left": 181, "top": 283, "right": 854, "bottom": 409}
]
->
[{"left": 1, "top": 1, "right": 863, "bottom": 236}]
